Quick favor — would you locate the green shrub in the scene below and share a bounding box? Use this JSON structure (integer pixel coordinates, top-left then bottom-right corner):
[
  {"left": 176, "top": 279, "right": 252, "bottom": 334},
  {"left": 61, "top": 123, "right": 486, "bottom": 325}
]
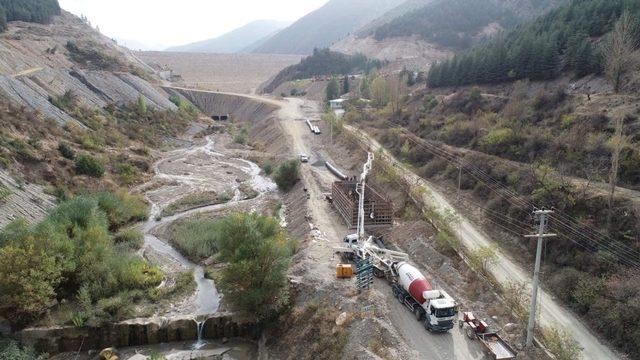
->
[
  {"left": 0, "top": 192, "right": 157, "bottom": 325},
  {"left": 216, "top": 213, "right": 295, "bottom": 320},
  {"left": 234, "top": 126, "right": 249, "bottom": 145},
  {"left": 93, "top": 191, "right": 148, "bottom": 229},
  {"left": 65, "top": 41, "right": 122, "bottom": 71},
  {"left": 75, "top": 154, "right": 105, "bottom": 178},
  {"left": 169, "top": 218, "right": 221, "bottom": 260},
  {"left": 114, "top": 228, "right": 144, "bottom": 250},
  {"left": 136, "top": 95, "right": 147, "bottom": 115},
  {"left": 57, "top": 141, "right": 75, "bottom": 160},
  {"left": 481, "top": 128, "right": 515, "bottom": 147},
  {"left": 262, "top": 161, "right": 273, "bottom": 175},
  {"left": 96, "top": 294, "right": 133, "bottom": 319},
  {"left": 0, "top": 185, "right": 10, "bottom": 202},
  {"left": 273, "top": 159, "right": 300, "bottom": 191},
  {"left": 540, "top": 326, "right": 581, "bottom": 360},
  {"left": 0, "top": 339, "right": 45, "bottom": 360},
  {"left": 114, "top": 162, "right": 138, "bottom": 184}
]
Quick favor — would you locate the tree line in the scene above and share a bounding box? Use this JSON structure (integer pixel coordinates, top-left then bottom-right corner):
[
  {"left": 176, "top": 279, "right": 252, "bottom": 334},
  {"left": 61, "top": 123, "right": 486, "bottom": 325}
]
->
[
  {"left": 264, "top": 48, "right": 381, "bottom": 93},
  {"left": 0, "top": 0, "right": 61, "bottom": 32},
  {"left": 428, "top": 0, "right": 640, "bottom": 87}
]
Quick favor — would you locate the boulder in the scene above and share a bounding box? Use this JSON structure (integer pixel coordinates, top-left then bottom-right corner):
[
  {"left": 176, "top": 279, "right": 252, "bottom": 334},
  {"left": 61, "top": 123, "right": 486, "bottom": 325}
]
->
[{"left": 335, "top": 312, "right": 349, "bottom": 326}]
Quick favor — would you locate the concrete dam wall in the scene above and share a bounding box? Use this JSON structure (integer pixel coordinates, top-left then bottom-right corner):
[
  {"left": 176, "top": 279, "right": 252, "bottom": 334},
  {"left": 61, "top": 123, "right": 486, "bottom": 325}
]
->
[
  {"left": 18, "top": 313, "right": 256, "bottom": 355},
  {"left": 166, "top": 87, "right": 279, "bottom": 122}
]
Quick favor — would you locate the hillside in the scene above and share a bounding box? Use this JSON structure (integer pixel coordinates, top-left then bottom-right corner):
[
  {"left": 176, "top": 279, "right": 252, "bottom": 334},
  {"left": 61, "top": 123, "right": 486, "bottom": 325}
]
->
[
  {"left": 354, "top": 0, "right": 434, "bottom": 36},
  {"left": 369, "top": 0, "right": 567, "bottom": 49},
  {"left": 251, "top": 0, "right": 405, "bottom": 55},
  {"left": 428, "top": 0, "right": 640, "bottom": 87},
  {"left": 0, "top": 8, "right": 196, "bottom": 202},
  {"left": 166, "top": 19, "right": 290, "bottom": 54},
  {"left": 330, "top": 0, "right": 565, "bottom": 72}
]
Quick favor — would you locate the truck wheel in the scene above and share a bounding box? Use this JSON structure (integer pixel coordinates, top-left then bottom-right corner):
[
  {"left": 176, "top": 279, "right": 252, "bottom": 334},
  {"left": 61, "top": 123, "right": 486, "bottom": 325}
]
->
[
  {"left": 414, "top": 308, "right": 423, "bottom": 321},
  {"left": 465, "top": 326, "right": 476, "bottom": 339},
  {"left": 424, "top": 322, "right": 432, "bottom": 332},
  {"left": 397, "top": 293, "right": 404, "bottom": 303}
]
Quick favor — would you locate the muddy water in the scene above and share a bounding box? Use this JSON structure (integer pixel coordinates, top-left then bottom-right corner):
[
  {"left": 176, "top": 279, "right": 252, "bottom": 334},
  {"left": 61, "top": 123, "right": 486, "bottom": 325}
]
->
[{"left": 141, "top": 135, "right": 276, "bottom": 315}]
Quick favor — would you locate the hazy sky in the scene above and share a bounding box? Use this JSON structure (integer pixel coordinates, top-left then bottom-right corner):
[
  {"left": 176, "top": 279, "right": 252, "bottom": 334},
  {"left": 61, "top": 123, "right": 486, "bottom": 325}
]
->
[{"left": 59, "top": 0, "right": 329, "bottom": 50}]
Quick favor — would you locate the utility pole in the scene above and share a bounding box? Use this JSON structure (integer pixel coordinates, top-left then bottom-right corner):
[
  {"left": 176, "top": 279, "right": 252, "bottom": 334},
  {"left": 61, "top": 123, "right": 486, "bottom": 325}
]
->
[
  {"left": 525, "top": 210, "right": 556, "bottom": 347},
  {"left": 456, "top": 165, "right": 463, "bottom": 200},
  {"left": 330, "top": 116, "right": 334, "bottom": 145}
]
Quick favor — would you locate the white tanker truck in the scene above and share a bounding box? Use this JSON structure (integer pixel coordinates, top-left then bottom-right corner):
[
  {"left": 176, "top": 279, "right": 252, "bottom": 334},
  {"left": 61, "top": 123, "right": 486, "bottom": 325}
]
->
[{"left": 391, "top": 262, "right": 458, "bottom": 332}]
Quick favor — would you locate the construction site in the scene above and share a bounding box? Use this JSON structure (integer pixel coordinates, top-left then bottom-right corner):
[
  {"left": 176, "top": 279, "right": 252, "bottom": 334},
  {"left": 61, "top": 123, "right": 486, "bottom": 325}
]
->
[{"left": 331, "top": 180, "right": 393, "bottom": 230}]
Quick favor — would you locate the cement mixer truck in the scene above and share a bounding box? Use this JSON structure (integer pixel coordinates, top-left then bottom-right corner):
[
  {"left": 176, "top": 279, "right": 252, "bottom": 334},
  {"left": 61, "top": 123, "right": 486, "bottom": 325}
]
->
[{"left": 391, "top": 262, "right": 458, "bottom": 332}]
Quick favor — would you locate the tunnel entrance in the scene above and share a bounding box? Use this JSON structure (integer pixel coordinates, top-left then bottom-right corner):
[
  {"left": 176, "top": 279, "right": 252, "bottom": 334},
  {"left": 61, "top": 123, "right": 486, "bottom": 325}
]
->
[{"left": 211, "top": 114, "right": 230, "bottom": 121}]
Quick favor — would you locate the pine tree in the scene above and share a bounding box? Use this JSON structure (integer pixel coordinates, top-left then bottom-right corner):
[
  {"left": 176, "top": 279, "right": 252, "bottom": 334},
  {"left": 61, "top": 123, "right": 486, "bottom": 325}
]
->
[
  {"left": 325, "top": 77, "right": 340, "bottom": 103},
  {"left": 0, "top": 7, "right": 6, "bottom": 32},
  {"left": 342, "top": 75, "right": 350, "bottom": 94}
]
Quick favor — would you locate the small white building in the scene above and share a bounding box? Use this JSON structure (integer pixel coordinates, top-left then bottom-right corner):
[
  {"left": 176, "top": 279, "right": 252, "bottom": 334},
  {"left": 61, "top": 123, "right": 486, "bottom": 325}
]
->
[{"left": 329, "top": 98, "right": 347, "bottom": 110}]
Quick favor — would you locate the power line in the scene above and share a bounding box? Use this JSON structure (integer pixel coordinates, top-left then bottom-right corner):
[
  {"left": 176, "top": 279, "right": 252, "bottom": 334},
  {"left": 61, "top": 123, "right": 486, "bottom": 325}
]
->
[{"left": 357, "top": 120, "right": 640, "bottom": 267}]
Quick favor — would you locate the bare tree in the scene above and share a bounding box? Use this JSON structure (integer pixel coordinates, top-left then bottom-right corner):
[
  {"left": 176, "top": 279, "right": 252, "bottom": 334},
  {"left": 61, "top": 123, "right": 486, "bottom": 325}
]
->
[
  {"left": 607, "top": 115, "right": 628, "bottom": 232},
  {"left": 603, "top": 11, "right": 640, "bottom": 93},
  {"left": 389, "top": 73, "right": 408, "bottom": 114}
]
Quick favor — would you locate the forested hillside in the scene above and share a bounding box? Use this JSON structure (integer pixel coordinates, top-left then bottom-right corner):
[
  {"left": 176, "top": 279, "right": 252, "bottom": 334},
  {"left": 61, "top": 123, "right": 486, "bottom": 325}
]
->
[
  {"left": 263, "top": 48, "right": 381, "bottom": 93},
  {"left": 0, "top": 0, "right": 60, "bottom": 31},
  {"left": 370, "top": 0, "right": 564, "bottom": 49},
  {"left": 428, "top": 0, "right": 640, "bottom": 87}
]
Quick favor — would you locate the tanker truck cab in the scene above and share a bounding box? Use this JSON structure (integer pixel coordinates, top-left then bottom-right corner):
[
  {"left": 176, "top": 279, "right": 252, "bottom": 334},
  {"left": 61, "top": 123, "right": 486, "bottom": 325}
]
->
[{"left": 423, "top": 290, "right": 458, "bottom": 332}]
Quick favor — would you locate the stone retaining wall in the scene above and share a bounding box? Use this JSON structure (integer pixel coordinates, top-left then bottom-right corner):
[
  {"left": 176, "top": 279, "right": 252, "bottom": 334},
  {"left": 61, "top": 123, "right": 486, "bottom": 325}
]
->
[{"left": 17, "top": 313, "right": 256, "bottom": 355}]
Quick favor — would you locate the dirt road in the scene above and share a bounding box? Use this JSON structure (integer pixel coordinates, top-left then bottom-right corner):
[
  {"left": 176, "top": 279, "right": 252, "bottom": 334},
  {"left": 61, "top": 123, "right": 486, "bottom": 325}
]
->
[{"left": 346, "top": 125, "right": 620, "bottom": 360}]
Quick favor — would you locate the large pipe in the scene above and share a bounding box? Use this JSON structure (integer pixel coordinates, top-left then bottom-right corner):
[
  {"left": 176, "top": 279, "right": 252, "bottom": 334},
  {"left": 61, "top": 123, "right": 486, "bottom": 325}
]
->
[{"left": 326, "top": 161, "right": 348, "bottom": 180}]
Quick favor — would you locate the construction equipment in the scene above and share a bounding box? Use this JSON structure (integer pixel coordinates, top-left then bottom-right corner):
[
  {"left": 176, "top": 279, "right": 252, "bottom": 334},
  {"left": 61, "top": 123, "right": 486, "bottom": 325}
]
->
[
  {"left": 337, "top": 152, "right": 406, "bottom": 277},
  {"left": 392, "top": 262, "right": 458, "bottom": 332},
  {"left": 460, "top": 312, "right": 517, "bottom": 359},
  {"left": 334, "top": 151, "right": 459, "bottom": 333},
  {"left": 336, "top": 264, "right": 354, "bottom": 278},
  {"left": 355, "top": 258, "right": 374, "bottom": 290}
]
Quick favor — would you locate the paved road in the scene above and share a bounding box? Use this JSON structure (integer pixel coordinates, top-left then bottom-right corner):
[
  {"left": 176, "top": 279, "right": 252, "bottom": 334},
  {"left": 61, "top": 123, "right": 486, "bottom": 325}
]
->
[{"left": 345, "top": 125, "right": 621, "bottom": 360}]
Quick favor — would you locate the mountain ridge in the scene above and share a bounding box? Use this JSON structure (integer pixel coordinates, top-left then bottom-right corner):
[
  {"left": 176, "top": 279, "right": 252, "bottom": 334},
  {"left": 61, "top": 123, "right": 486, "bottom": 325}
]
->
[
  {"left": 251, "top": 0, "right": 405, "bottom": 55},
  {"left": 166, "top": 19, "right": 290, "bottom": 53}
]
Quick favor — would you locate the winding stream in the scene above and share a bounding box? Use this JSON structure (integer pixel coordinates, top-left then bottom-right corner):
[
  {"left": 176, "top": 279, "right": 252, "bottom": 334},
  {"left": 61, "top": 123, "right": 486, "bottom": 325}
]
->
[{"left": 141, "top": 135, "right": 276, "bottom": 315}]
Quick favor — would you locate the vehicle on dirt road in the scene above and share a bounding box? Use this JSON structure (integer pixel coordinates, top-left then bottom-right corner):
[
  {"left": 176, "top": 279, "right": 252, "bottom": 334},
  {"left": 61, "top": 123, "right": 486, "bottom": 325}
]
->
[
  {"left": 392, "top": 262, "right": 458, "bottom": 332},
  {"left": 460, "top": 312, "right": 516, "bottom": 359}
]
